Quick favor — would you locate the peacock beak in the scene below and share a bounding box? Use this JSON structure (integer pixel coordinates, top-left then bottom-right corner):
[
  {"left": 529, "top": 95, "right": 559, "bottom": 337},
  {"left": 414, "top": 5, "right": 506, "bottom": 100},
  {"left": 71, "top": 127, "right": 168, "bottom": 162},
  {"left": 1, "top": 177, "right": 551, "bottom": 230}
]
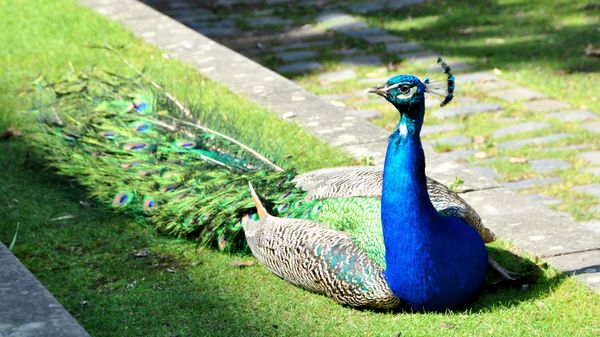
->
[{"left": 367, "top": 85, "right": 387, "bottom": 97}]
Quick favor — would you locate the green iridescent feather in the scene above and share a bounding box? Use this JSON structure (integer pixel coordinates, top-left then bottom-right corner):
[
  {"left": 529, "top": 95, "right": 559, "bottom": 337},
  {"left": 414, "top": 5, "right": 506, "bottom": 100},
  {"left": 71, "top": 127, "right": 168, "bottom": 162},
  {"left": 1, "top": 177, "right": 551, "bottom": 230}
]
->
[{"left": 29, "top": 71, "right": 386, "bottom": 262}]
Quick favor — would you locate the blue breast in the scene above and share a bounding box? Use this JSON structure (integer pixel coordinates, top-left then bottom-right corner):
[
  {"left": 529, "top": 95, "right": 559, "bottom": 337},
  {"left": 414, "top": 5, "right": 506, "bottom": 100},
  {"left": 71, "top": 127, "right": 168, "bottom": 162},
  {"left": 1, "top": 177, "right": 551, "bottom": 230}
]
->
[{"left": 381, "top": 122, "right": 487, "bottom": 311}]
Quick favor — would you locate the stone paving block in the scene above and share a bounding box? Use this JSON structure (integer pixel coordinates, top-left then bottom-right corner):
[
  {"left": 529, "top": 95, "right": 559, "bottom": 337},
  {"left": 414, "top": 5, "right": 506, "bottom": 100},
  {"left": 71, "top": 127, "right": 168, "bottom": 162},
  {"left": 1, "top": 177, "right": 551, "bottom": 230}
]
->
[
  {"left": 317, "top": 69, "right": 356, "bottom": 83},
  {"left": 497, "top": 133, "right": 571, "bottom": 150},
  {"left": 346, "top": 2, "right": 386, "bottom": 13},
  {"left": 577, "top": 151, "right": 600, "bottom": 165},
  {"left": 523, "top": 99, "right": 570, "bottom": 113},
  {"left": 580, "top": 221, "right": 600, "bottom": 235},
  {"left": 387, "top": 0, "right": 425, "bottom": 9},
  {"left": 385, "top": 41, "right": 422, "bottom": 54},
  {"left": 246, "top": 16, "right": 293, "bottom": 28},
  {"left": 344, "top": 27, "right": 388, "bottom": 39},
  {"left": 318, "top": 93, "right": 348, "bottom": 102},
  {"left": 524, "top": 194, "right": 561, "bottom": 206},
  {"left": 492, "top": 121, "right": 550, "bottom": 138},
  {"left": 276, "top": 61, "right": 323, "bottom": 73},
  {"left": 87, "top": 0, "right": 162, "bottom": 21},
  {"left": 469, "top": 166, "right": 500, "bottom": 181},
  {"left": 432, "top": 103, "right": 503, "bottom": 119},
  {"left": 398, "top": 50, "right": 438, "bottom": 62},
  {"left": 0, "top": 243, "right": 91, "bottom": 337},
  {"left": 341, "top": 55, "right": 383, "bottom": 66},
  {"left": 580, "top": 121, "right": 600, "bottom": 134},
  {"left": 277, "top": 50, "right": 317, "bottom": 62},
  {"left": 252, "top": 8, "right": 275, "bottom": 16},
  {"left": 317, "top": 13, "right": 368, "bottom": 32},
  {"left": 489, "top": 87, "right": 545, "bottom": 102},
  {"left": 462, "top": 188, "right": 600, "bottom": 257},
  {"left": 548, "top": 109, "right": 598, "bottom": 122},
  {"left": 504, "top": 177, "right": 564, "bottom": 190},
  {"left": 544, "top": 144, "right": 590, "bottom": 152},
  {"left": 545, "top": 250, "right": 600, "bottom": 292},
  {"left": 166, "top": 9, "right": 215, "bottom": 23},
  {"left": 583, "top": 167, "right": 600, "bottom": 176},
  {"left": 434, "top": 135, "right": 470, "bottom": 146},
  {"left": 163, "top": 1, "right": 206, "bottom": 10},
  {"left": 334, "top": 48, "right": 364, "bottom": 57},
  {"left": 347, "top": 109, "right": 382, "bottom": 119},
  {"left": 190, "top": 24, "right": 236, "bottom": 37},
  {"left": 476, "top": 79, "right": 512, "bottom": 91},
  {"left": 364, "top": 34, "right": 405, "bottom": 44},
  {"left": 454, "top": 71, "right": 498, "bottom": 83},
  {"left": 421, "top": 123, "right": 458, "bottom": 136},
  {"left": 447, "top": 62, "right": 473, "bottom": 73},
  {"left": 358, "top": 76, "right": 389, "bottom": 85},
  {"left": 572, "top": 184, "right": 600, "bottom": 198},
  {"left": 529, "top": 159, "right": 571, "bottom": 173},
  {"left": 271, "top": 40, "right": 333, "bottom": 52},
  {"left": 340, "top": 140, "right": 387, "bottom": 165},
  {"left": 436, "top": 149, "right": 477, "bottom": 161}
]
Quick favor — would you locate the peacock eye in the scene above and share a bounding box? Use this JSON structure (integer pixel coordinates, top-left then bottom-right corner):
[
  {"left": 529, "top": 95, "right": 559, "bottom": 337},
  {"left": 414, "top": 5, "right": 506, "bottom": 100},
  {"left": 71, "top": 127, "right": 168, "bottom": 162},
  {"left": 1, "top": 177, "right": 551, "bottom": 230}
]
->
[{"left": 399, "top": 85, "right": 410, "bottom": 94}]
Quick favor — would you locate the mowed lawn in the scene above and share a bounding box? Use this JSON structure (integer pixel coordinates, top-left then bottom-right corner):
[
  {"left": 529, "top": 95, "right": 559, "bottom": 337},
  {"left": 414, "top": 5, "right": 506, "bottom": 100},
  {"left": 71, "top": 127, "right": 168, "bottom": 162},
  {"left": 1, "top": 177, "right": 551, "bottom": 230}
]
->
[{"left": 0, "top": 1, "right": 599, "bottom": 336}]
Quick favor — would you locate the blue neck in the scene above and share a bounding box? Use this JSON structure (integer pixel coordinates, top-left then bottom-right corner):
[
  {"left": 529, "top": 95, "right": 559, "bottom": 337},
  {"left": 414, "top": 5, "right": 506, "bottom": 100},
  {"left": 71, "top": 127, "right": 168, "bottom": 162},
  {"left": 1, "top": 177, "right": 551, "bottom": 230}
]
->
[{"left": 381, "top": 101, "right": 438, "bottom": 290}]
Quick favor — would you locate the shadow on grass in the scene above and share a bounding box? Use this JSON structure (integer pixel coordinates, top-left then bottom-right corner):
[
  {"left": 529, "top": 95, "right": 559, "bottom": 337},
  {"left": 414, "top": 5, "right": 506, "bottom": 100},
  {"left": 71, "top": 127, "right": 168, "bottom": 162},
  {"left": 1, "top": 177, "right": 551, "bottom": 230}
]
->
[
  {"left": 365, "top": 0, "right": 600, "bottom": 74},
  {"left": 0, "top": 136, "right": 566, "bottom": 336},
  {"left": 0, "top": 139, "right": 284, "bottom": 336}
]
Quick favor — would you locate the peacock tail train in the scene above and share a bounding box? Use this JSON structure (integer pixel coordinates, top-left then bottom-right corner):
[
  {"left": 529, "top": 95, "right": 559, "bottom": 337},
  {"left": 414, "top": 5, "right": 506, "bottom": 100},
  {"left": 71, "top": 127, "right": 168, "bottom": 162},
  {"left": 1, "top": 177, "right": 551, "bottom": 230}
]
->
[{"left": 28, "top": 70, "right": 310, "bottom": 251}]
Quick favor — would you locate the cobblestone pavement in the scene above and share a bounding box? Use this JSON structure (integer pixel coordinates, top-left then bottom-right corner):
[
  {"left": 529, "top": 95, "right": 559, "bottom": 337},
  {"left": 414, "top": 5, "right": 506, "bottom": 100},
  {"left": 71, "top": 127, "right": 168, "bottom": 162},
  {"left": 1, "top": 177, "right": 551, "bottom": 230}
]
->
[{"left": 141, "top": 0, "right": 599, "bottom": 230}]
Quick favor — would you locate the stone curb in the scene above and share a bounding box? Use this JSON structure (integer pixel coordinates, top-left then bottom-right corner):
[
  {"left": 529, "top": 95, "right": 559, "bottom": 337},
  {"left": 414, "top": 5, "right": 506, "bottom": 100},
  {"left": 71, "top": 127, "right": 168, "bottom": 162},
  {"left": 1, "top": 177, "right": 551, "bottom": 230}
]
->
[
  {"left": 79, "top": 0, "right": 600, "bottom": 292},
  {"left": 0, "top": 243, "right": 91, "bottom": 337}
]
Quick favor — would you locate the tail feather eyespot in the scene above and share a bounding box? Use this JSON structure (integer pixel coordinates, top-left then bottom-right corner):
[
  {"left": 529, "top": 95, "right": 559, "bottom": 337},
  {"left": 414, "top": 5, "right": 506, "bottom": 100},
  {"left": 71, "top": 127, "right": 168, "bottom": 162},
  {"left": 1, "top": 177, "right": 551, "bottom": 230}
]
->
[
  {"left": 124, "top": 143, "right": 148, "bottom": 151},
  {"left": 113, "top": 192, "right": 133, "bottom": 207},
  {"left": 143, "top": 196, "right": 157, "bottom": 211}
]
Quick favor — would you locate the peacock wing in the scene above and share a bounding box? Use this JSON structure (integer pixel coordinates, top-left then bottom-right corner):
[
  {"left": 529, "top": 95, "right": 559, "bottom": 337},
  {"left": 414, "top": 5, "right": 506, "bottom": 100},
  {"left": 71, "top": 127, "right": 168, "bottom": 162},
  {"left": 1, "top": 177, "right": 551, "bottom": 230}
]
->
[
  {"left": 242, "top": 214, "right": 401, "bottom": 309},
  {"left": 293, "top": 166, "right": 495, "bottom": 243},
  {"left": 293, "top": 166, "right": 383, "bottom": 199}
]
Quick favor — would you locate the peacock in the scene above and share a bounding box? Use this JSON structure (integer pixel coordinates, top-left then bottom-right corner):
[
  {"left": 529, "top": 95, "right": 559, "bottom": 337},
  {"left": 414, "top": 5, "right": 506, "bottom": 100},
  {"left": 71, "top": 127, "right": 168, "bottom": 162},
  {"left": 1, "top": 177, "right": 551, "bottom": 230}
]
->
[{"left": 29, "top": 59, "right": 507, "bottom": 311}]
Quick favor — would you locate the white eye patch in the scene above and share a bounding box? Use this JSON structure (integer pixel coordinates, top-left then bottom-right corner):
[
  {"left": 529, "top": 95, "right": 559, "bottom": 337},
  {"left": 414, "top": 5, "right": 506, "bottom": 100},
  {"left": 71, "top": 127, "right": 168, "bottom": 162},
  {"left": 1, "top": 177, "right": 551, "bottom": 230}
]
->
[{"left": 395, "top": 86, "right": 418, "bottom": 99}]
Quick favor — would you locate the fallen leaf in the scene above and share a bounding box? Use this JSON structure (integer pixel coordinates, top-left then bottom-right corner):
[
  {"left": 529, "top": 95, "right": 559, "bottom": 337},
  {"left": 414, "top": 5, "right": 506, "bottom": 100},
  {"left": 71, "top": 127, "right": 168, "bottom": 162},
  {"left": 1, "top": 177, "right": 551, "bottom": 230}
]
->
[
  {"left": 0, "top": 128, "right": 22, "bottom": 140},
  {"left": 473, "top": 135, "right": 486, "bottom": 144},
  {"left": 231, "top": 260, "right": 256, "bottom": 268},
  {"left": 474, "top": 151, "right": 488, "bottom": 159},
  {"left": 536, "top": 300, "right": 546, "bottom": 308},
  {"left": 585, "top": 44, "right": 600, "bottom": 57},
  {"left": 509, "top": 157, "right": 528, "bottom": 164}
]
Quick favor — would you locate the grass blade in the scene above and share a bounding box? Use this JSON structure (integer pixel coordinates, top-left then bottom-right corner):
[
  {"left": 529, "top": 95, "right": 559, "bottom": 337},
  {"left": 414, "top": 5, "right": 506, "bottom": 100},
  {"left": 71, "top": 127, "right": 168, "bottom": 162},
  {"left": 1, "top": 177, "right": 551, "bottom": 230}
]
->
[{"left": 8, "top": 222, "right": 20, "bottom": 251}]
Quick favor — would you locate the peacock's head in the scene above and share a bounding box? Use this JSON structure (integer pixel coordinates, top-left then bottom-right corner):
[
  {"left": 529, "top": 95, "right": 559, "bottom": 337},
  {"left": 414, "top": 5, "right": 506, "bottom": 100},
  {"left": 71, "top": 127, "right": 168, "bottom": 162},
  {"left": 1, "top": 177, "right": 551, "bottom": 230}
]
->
[
  {"left": 367, "top": 75, "right": 426, "bottom": 109},
  {"left": 367, "top": 57, "right": 455, "bottom": 117}
]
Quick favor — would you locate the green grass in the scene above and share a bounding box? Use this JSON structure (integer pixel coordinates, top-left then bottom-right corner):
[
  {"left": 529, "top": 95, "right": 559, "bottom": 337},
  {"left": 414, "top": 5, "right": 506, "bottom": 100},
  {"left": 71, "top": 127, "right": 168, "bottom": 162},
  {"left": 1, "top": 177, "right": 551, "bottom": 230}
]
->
[{"left": 1, "top": 0, "right": 600, "bottom": 336}]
